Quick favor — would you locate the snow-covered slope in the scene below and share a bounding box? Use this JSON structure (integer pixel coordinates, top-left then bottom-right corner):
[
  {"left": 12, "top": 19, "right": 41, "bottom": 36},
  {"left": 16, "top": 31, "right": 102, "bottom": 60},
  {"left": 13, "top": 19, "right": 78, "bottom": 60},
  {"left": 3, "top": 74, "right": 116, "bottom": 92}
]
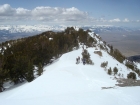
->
[
  {"left": 0, "top": 31, "right": 140, "bottom": 105},
  {"left": 0, "top": 42, "right": 140, "bottom": 105}
]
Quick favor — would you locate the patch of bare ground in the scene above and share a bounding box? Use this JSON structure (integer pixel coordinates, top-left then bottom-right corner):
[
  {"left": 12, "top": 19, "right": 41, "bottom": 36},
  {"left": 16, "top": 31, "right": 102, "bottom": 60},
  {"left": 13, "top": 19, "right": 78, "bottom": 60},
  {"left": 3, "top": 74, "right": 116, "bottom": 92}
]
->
[
  {"left": 101, "top": 86, "right": 116, "bottom": 89},
  {"left": 101, "top": 78, "right": 140, "bottom": 89},
  {"left": 116, "top": 78, "right": 140, "bottom": 87}
]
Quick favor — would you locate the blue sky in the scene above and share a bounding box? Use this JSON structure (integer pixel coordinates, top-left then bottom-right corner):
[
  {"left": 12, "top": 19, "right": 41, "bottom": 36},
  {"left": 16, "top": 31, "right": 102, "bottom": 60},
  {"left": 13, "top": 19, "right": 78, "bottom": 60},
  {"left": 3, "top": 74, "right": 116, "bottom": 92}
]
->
[{"left": 0, "top": 0, "right": 140, "bottom": 27}]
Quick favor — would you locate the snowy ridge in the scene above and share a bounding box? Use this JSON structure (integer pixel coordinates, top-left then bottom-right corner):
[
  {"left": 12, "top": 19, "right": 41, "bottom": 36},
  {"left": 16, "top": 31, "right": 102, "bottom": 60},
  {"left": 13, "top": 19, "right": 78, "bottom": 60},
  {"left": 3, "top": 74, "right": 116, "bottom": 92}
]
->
[
  {"left": 0, "top": 31, "right": 140, "bottom": 105},
  {"left": 90, "top": 32, "right": 140, "bottom": 79}
]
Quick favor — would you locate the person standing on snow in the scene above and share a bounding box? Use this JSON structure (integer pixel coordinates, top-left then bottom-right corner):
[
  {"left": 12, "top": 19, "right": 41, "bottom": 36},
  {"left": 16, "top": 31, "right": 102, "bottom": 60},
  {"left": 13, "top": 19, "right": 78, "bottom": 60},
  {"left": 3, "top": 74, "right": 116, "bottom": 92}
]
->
[
  {"left": 76, "top": 58, "right": 78, "bottom": 64},
  {"left": 78, "top": 56, "right": 80, "bottom": 63},
  {"left": 82, "top": 58, "right": 86, "bottom": 65}
]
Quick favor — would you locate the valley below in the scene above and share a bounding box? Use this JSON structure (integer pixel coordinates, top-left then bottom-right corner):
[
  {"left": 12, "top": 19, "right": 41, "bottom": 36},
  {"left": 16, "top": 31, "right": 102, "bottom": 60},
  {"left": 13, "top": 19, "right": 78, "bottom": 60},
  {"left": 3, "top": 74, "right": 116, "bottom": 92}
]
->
[{"left": 99, "top": 31, "right": 140, "bottom": 57}]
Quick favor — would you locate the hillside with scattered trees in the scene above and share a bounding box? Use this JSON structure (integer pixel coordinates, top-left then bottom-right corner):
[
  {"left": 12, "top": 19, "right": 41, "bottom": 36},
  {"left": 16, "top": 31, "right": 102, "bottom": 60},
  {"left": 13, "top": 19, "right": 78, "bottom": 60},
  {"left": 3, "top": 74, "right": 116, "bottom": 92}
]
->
[
  {"left": 0, "top": 27, "right": 95, "bottom": 92},
  {"left": 0, "top": 27, "right": 139, "bottom": 92}
]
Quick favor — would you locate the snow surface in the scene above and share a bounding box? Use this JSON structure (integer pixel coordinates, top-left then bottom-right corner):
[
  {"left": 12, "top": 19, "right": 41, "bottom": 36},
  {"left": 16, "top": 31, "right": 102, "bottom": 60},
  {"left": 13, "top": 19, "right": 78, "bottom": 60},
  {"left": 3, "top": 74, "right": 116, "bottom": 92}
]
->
[{"left": 0, "top": 46, "right": 140, "bottom": 105}]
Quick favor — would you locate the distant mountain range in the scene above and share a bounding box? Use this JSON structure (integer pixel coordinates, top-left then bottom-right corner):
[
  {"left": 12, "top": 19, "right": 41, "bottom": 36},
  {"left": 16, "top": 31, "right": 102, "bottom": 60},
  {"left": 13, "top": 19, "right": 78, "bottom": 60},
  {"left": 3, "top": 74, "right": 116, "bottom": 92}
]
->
[
  {"left": 82, "top": 26, "right": 140, "bottom": 34},
  {"left": 0, "top": 25, "right": 140, "bottom": 43},
  {"left": 0, "top": 25, "right": 67, "bottom": 42}
]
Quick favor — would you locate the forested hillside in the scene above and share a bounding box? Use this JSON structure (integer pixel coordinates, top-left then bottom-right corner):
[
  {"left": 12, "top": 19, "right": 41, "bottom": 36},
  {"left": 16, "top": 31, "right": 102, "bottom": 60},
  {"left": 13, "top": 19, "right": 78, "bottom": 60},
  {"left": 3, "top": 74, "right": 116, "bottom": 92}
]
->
[
  {"left": 1, "top": 26, "right": 139, "bottom": 92},
  {"left": 0, "top": 27, "right": 95, "bottom": 92}
]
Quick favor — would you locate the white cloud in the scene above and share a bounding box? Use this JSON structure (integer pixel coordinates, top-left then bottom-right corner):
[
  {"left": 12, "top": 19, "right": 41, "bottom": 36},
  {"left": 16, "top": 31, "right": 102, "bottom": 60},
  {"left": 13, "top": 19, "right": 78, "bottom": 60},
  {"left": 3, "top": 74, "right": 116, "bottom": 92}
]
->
[
  {"left": 95, "top": 18, "right": 104, "bottom": 23},
  {"left": 99, "top": 18, "right": 107, "bottom": 22},
  {"left": 16, "top": 8, "right": 31, "bottom": 16},
  {"left": 0, "top": 4, "right": 139, "bottom": 26},
  {"left": 0, "top": 4, "right": 15, "bottom": 16},
  {"left": 109, "top": 18, "right": 121, "bottom": 22},
  {"left": 123, "top": 18, "right": 129, "bottom": 22},
  {"left": 0, "top": 4, "right": 90, "bottom": 24},
  {"left": 31, "top": 6, "right": 88, "bottom": 22}
]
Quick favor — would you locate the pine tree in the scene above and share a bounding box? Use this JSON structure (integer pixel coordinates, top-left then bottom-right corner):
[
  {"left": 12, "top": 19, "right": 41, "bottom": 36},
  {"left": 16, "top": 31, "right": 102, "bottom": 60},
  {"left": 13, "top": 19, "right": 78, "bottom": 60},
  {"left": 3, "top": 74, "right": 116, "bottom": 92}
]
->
[
  {"left": 26, "top": 60, "right": 34, "bottom": 82},
  {"left": 38, "top": 63, "right": 43, "bottom": 76},
  {"left": 108, "top": 67, "right": 112, "bottom": 75},
  {"left": 0, "top": 67, "right": 9, "bottom": 92},
  {"left": 0, "top": 55, "right": 4, "bottom": 92},
  {"left": 110, "top": 45, "right": 113, "bottom": 55},
  {"left": 113, "top": 67, "right": 118, "bottom": 75},
  {"left": 127, "top": 72, "right": 136, "bottom": 80},
  {"left": 82, "top": 49, "right": 93, "bottom": 64},
  {"left": 82, "top": 49, "right": 90, "bottom": 60},
  {"left": 0, "top": 68, "right": 4, "bottom": 92}
]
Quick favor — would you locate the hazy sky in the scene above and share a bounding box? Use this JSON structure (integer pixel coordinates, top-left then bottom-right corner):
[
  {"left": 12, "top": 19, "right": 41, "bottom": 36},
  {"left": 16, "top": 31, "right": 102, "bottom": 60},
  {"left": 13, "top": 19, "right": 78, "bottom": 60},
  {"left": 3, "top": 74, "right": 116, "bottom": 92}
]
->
[{"left": 0, "top": 0, "right": 140, "bottom": 27}]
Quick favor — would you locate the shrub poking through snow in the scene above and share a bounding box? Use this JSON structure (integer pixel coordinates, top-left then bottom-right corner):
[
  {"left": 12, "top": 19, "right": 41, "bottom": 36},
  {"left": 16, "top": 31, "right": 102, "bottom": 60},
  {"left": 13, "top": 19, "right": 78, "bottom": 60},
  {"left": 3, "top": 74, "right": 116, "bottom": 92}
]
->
[
  {"left": 82, "top": 49, "right": 90, "bottom": 60},
  {"left": 125, "top": 61, "right": 134, "bottom": 70},
  {"left": 82, "top": 49, "right": 93, "bottom": 65},
  {"left": 127, "top": 72, "right": 136, "bottom": 80},
  {"left": 100, "top": 44, "right": 104, "bottom": 50},
  {"left": 88, "top": 59, "right": 94, "bottom": 65},
  {"left": 113, "top": 67, "right": 118, "bottom": 75},
  {"left": 108, "top": 67, "right": 112, "bottom": 75},
  {"left": 94, "top": 51, "right": 102, "bottom": 57},
  {"left": 101, "top": 61, "right": 108, "bottom": 68}
]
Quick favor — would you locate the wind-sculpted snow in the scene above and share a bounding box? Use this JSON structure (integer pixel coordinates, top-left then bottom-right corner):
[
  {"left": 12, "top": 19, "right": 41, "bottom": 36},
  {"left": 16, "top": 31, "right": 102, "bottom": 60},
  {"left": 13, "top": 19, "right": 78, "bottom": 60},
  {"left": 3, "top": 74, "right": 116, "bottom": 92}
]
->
[{"left": 0, "top": 45, "right": 140, "bottom": 105}]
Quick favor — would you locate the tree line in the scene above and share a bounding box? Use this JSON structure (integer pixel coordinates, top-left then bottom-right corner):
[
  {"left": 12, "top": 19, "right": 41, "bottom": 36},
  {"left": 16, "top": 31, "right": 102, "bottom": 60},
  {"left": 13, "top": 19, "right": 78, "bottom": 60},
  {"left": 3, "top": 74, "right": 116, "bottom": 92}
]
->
[
  {"left": 0, "top": 27, "right": 131, "bottom": 92},
  {"left": 0, "top": 27, "right": 92, "bottom": 92}
]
